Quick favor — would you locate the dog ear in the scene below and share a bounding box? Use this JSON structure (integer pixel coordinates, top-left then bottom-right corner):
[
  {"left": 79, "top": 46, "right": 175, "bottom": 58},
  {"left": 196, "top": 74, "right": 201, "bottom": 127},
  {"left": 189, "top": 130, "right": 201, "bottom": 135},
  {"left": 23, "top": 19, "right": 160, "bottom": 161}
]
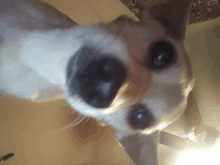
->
[{"left": 140, "top": 0, "right": 193, "bottom": 40}]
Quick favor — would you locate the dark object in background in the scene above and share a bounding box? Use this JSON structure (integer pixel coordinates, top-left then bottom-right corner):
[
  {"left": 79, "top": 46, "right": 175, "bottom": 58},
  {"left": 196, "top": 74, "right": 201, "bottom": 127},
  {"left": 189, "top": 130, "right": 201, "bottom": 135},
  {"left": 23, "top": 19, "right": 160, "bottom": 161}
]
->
[
  {"left": 120, "top": 0, "right": 220, "bottom": 25},
  {"left": 0, "top": 153, "right": 14, "bottom": 162}
]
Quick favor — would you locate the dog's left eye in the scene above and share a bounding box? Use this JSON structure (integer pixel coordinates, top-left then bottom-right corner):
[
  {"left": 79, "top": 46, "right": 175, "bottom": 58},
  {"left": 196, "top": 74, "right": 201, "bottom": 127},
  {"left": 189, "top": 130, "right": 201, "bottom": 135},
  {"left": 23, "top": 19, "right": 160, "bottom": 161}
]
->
[{"left": 129, "top": 105, "right": 153, "bottom": 129}]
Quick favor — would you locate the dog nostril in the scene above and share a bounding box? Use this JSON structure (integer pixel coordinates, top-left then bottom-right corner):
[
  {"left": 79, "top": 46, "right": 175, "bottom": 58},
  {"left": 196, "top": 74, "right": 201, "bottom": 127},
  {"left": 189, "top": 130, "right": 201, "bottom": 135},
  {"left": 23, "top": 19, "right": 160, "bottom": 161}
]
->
[
  {"left": 96, "top": 61, "right": 115, "bottom": 81},
  {"left": 129, "top": 104, "right": 153, "bottom": 129},
  {"left": 67, "top": 45, "right": 127, "bottom": 109}
]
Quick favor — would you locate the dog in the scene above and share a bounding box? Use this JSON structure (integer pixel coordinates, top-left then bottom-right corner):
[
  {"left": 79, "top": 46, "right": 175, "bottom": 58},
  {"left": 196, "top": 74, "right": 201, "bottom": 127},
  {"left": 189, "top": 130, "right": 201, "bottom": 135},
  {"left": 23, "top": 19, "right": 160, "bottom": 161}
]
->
[{"left": 0, "top": 0, "right": 195, "bottom": 164}]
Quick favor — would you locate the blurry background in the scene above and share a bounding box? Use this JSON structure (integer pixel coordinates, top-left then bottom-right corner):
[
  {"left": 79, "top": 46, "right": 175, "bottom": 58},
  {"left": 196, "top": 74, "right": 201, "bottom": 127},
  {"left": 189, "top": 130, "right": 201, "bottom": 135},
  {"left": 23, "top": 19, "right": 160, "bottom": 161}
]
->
[{"left": 0, "top": 0, "right": 220, "bottom": 164}]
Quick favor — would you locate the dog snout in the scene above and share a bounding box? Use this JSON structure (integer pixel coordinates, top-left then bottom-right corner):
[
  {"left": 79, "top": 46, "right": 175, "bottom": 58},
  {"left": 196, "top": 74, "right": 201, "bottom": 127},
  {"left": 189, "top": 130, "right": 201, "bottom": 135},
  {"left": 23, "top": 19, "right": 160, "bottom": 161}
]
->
[{"left": 66, "top": 45, "right": 127, "bottom": 109}]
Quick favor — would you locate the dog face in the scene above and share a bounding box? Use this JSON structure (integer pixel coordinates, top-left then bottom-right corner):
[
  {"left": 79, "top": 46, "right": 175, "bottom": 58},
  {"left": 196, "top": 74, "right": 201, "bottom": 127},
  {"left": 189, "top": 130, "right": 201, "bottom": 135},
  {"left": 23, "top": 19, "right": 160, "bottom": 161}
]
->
[
  {"left": 0, "top": 0, "right": 194, "bottom": 140},
  {"left": 61, "top": 0, "right": 195, "bottom": 138}
]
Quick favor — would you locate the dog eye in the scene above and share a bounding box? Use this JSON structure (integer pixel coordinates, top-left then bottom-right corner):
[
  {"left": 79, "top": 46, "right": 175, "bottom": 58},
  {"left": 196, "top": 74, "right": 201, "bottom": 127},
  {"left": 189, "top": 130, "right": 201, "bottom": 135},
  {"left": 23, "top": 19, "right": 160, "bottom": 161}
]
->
[
  {"left": 148, "top": 40, "right": 176, "bottom": 70},
  {"left": 129, "top": 105, "right": 153, "bottom": 129}
]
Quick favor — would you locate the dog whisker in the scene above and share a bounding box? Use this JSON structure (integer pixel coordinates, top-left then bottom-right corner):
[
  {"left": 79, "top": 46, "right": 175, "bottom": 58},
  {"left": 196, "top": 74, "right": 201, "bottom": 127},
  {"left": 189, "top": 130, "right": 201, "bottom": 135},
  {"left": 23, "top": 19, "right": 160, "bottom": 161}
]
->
[{"left": 62, "top": 114, "right": 86, "bottom": 130}]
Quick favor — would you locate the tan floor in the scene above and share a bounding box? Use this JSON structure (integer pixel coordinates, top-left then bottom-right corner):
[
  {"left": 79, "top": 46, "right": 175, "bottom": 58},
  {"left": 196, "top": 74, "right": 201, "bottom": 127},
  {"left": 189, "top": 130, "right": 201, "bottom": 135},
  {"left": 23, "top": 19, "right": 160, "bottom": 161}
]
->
[
  {"left": 0, "top": 96, "right": 134, "bottom": 165},
  {"left": 1, "top": 0, "right": 220, "bottom": 165},
  {"left": 44, "top": 0, "right": 138, "bottom": 25}
]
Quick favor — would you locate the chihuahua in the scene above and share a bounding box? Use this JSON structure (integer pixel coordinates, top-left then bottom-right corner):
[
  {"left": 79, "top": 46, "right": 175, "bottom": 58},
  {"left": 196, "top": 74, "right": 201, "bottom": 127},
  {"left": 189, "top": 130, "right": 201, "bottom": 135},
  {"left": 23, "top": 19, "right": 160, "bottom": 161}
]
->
[{"left": 0, "top": 0, "right": 195, "bottom": 164}]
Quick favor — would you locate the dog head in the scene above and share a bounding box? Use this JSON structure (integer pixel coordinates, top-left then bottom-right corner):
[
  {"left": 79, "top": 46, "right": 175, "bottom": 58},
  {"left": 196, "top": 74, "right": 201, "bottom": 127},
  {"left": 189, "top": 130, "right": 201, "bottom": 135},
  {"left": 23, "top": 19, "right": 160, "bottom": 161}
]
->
[
  {"left": 62, "top": 0, "right": 195, "bottom": 138},
  {"left": 0, "top": 0, "right": 194, "bottom": 139}
]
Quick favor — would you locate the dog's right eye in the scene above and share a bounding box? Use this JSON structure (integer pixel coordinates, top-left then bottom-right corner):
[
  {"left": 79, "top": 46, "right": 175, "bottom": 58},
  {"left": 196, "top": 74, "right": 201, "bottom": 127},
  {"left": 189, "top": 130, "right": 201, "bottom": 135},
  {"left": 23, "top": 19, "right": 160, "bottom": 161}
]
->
[
  {"left": 147, "top": 40, "right": 176, "bottom": 70},
  {"left": 128, "top": 104, "right": 153, "bottom": 129}
]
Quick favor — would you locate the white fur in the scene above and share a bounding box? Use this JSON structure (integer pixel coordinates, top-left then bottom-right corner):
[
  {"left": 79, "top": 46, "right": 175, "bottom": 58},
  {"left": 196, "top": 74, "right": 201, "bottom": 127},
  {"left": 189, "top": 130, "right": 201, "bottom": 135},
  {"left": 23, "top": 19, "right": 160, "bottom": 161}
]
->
[{"left": 0, "top": 25, "right": 129, "bottom": 100}]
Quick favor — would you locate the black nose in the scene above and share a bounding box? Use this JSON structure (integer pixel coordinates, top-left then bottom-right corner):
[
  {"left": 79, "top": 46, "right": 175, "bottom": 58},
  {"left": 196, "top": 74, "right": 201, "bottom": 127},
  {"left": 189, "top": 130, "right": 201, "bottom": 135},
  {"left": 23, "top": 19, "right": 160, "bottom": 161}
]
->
[{"left": 66, "top": 45, "right": 127, "bottom": 108}]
